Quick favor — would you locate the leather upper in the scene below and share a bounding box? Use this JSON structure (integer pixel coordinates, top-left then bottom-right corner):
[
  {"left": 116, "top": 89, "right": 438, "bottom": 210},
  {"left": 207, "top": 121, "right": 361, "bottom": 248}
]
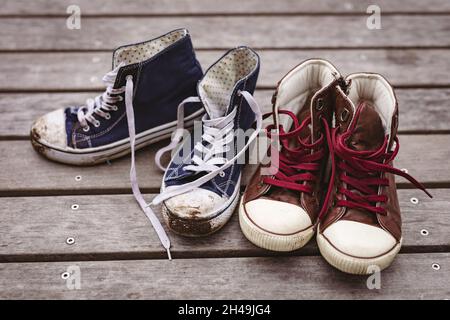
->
[
  {"left": 319, "top": 75, "right": 402, "bottom": 242},
  {"left": 243, "top": 59, "right": 341, "bottom": 227}
]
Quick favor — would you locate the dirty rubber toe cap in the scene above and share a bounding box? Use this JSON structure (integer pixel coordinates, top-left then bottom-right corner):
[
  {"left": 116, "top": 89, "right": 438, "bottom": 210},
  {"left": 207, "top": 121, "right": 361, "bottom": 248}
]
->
[
  {"left": 164, "top": 188, "right": 227, "bottom": 220},
  {"left": 31, "top": 109, "right": 67, "bottom": 149},
  {"left": 244, "top": 199, "right": 312, "bottom": 235},
  {"left": 322, "top": 220, "right": 397, "bottom": 258}
]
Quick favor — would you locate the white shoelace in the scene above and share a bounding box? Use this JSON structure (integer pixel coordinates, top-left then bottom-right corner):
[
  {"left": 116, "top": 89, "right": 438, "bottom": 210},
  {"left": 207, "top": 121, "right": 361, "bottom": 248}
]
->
[
  {"left": 155, "top": 96, "right": 202, "bottom": 171},
  {"left": 152, "top": 90, "right": 262, "bottom": 205},
  {"left": 75, "top": 68, "right": 173, "bottom": 259},
  {"left": 123, "top": 75, "right": 172, "bottom": 260},
  {"left": 77, "top": 63, "right": 125, "bottom": 130},
  {"left": 119, "top": 75, "right": 261, "bottom": 260}
]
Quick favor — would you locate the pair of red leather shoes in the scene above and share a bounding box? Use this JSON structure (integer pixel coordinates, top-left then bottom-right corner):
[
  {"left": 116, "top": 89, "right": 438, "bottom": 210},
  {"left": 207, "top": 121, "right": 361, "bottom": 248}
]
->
[{"left": 239, "top": 59, "right": 431, "bottom": 274}]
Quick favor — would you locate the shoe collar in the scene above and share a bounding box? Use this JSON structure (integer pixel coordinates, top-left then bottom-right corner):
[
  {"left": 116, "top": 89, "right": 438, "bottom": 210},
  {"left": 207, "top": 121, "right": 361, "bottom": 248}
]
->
[
  {"left": 340, "top": 72, "right": 398, "bottom": 151},
  {"left": 111, "top": 28, "right": 192, "bottom": 89},
  {"left": 271, "top": 58, "right": 341, "bottom": 141},
  {"left": 197, "top": 46, "right": 260, "bottom": 120}
]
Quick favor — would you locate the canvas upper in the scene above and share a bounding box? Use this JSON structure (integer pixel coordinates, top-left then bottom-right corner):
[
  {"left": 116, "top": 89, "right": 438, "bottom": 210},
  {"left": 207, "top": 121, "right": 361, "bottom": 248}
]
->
[
  {"left": 157, "top": 47, "right": 261, "bottom": 221},
  {"left": 31, "top": 29, "right": 203, "bottom": 152}
]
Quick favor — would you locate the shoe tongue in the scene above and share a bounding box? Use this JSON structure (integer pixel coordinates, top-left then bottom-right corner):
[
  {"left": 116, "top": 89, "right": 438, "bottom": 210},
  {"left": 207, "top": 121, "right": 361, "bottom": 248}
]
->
[
  {"left": 197, "top": 80, "right": 231, "bottom": 119},
  {"left": 197, "top": 82, "right": 232, "bottom": 119},
  {"left": 110, "top": 62, "right": 126, "bottom": 89},
  {"left": 201, "top": 99, "right": 228, "bottom": 119},
  {"left": 348, "top": 101, "right": 385, "bottom": 151}
]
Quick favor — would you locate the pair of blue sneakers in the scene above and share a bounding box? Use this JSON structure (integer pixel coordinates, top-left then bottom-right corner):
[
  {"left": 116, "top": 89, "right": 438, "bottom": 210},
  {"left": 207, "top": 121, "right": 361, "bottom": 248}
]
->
[{"left": 31, "top": 29, "right": 262, "bottom": 258}]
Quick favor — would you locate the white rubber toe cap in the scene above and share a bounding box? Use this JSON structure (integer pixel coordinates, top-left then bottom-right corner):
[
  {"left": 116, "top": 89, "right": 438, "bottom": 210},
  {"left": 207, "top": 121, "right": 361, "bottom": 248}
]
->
[
  {"left": 164, "top": 188, "right": 226, "bottom": 219},
  {"left": 323, "top": 220, "right": 397, "bottom": 258},
  {"left": 244, "top": 198, "right": 312, "bottom": 235},
  {"left": 31, "top": 109, "right": 67, "bottom": 149}
]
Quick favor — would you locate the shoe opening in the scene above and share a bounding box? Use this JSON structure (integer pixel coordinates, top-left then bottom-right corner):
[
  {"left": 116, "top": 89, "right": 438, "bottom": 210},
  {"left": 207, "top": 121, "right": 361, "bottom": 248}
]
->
[
  {"left": 346, "top": 73, "right": 396, "bottom": 135},
  {"left": 274, "top": 59, "right": 339, "bottom": 129},
  {"left": 113, "top": 29, "right": 188, "bottom": 67},
  {"left": 198, "top": 47, "right": 259, "bottom": 118}
]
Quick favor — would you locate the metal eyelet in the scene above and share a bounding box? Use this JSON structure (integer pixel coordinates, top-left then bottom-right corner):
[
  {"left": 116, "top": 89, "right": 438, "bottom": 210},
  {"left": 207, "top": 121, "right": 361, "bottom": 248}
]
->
[
  {"left": 112, "top": 105, "right": 119, "bottom": 111},
  {"left": 432, "top": 263, "right": 440, "bottom": 271},
  {"left": 219, "top": 171, "right": 225, "bottom": 178},
  {"left": 82, "top": 126, "right": 90, "bottom": 132},
  {"left": 94, "top": 120, "right": 101, "bottom": 128},
  {"left": 104, "top": 113, "right": 111, "bottom": 120},
  {"left": 75, "top": 175, "right": 82, "bottom": 182},
  {"left": 340, "top": 109, "right": 350, "bottom": 122},
  {"left": 316, "top": 98, "right": 324, "bottom": 111},
  {"left": 66, "top": 237, "right": 75, "bottom": 245},
  {"left": 420, "top": 229, "right": 429, "bottom": 236},
  {"left": 410, "top": 197, "right": 419, "bottom": 204},
  {"left": 71, "top": 204, "right": 79, "bottom": 211},
  {"left": 118, "top": 96, "right": 124, "bottom": 102},
  {"left": 61, "top": 272, "right": 70, "bottom": 280}
]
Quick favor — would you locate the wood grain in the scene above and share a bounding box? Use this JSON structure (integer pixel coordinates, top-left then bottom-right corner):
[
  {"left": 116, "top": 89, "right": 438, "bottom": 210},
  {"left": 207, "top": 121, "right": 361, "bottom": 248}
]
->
[
  {"left": 2, "top": 0, "right": 450, "bottom": 15},
  {"left": 1, "top": 89, "right": 449, "bottom": 139},
  {"left": 0, "top": 253, "right": 448, "bottom": 299},
  {"left": 0, "top": 0, "right": 449, "bottom": 301},
  {"left": 1, "top": 16, "right": 449, "bottom": 51},
  {"left": 1, "top": 50, "right": 450, "bottom": 92},
  {"left": 0, "top": 189, "right": 447, "bottom": 262},
  {"left": 0, "top": 135, "right": 448, "bottom": 194}
]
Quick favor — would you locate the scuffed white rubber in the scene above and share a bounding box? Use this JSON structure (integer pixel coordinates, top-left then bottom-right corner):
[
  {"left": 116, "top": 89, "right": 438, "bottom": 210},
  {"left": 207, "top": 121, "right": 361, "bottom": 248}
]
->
[
  {"left": 161, "top": 182, "right": 240, "bottom": 237},
  {"left": 239, "top": 197, "right": 315, "bottom": 252},
  {"left": 31, "top": 109, "right": 203, "bottom": 165},
  {"left": 317, "top": 230, "right": 402, "bottom": 275}
]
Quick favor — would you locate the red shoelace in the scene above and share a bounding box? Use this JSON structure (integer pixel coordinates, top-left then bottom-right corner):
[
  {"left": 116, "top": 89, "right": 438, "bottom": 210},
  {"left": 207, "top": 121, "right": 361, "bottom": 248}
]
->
[
  {"left": 262, "top": 107, "right": 432, "bottom": 221},
  {"left": 262, "top": 110, "right": 328, "bottom": 194},
  {"left": 318, "top": 106, "right": 432, "bottom": 219}
]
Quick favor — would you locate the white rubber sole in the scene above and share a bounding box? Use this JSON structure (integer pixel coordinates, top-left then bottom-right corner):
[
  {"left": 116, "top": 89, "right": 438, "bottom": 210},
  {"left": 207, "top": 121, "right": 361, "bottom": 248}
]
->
[
  {"left": 317, "top": 231, "right": 402, "bottom": 275},
  {"left": 161, "top": 188, "right": 240, "bottom": 237},
  {"left": 238, "top": 197, "right": 315, "bottom": 252},
  {"left": 31, "top": 110, "right": 204, "bottom": 166}
]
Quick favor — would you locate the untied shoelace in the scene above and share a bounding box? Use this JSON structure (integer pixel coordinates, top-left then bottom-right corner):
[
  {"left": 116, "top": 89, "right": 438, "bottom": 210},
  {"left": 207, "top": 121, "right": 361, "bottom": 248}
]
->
[
  {"left": 124, "top": 80, "right": 262, "bottom": 258},
  {"left": 263, "top": 107, "right": 432, "bottom": 224}
]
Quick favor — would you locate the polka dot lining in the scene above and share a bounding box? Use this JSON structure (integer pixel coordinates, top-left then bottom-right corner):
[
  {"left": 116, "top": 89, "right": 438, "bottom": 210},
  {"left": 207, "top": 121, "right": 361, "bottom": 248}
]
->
[
  {"left": 199, "top": 47, "right": 258, "bottom": 118},
  {"left": 113, "top": 29, "right": 186, "bottom": 67}
]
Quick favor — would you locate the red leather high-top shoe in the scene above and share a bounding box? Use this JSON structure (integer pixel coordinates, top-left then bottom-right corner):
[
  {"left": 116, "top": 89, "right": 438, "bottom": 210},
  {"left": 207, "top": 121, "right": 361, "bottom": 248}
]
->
[
  {"left": 239, "top": 59, "right": 342, "bottom": 251},
  {"left": 317, "top": 73, "right": 432, "bottom": 274}
]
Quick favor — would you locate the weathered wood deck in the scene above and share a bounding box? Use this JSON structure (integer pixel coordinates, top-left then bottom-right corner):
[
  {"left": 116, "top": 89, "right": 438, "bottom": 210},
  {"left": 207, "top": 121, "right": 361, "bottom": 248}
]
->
[{"left": 0, "top": 0, "right": 449, "bottom": 299}]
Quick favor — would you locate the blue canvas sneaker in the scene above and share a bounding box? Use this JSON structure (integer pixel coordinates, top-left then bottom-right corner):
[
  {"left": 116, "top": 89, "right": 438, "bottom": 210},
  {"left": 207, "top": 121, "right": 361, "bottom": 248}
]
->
[
  {"left": 30, "top": 29, "right": 204, "bottom": 165},
  {"left": 150, "top": 47, "right": 262, "bottom": 237}
]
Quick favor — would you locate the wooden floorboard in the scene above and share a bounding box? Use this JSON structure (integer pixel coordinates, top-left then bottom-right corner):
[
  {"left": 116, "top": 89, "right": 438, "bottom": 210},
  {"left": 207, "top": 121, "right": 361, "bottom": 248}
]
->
[
  {"left": 3, "top": 0, "right": 450, "bottom": 15},
  {"left": 2, "top": 88, "right": 450, "bottom": 139},
  {"left": 0, "top": 253, "right": 448, "bottom": 299},
  {"left": 0, "top": 0, "right": 449, "bottom": 300},
  {"left": 0, "top": 135, "right": 448, "bottom": 195},
  {"left": 1, "top": 16, "right": 449, "bottom": 51},
  {"left": 0, "top": 189, "right": 447, "bottom": 262},
  {"left": 1, "top": 50, "right": 450, "bottom": 91}
]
